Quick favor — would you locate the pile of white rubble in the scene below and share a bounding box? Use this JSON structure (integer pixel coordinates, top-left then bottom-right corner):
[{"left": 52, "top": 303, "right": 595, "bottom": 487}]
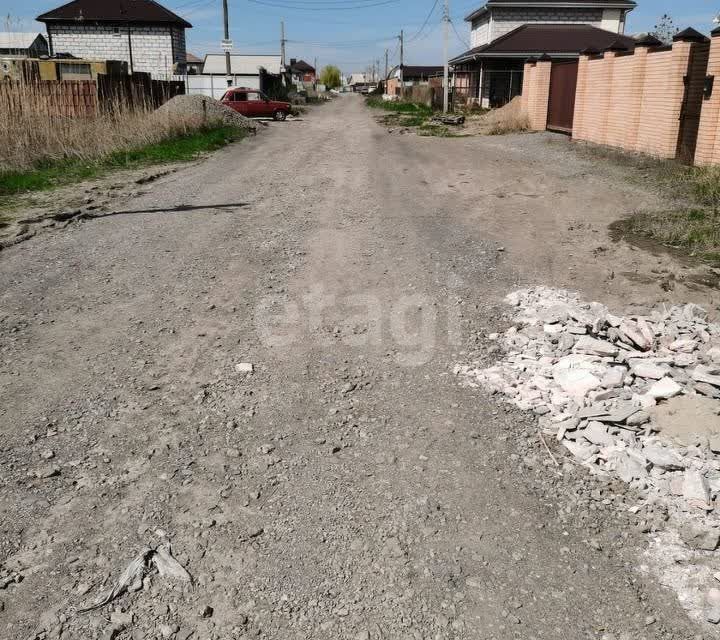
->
[{"left": 456, "top": 287, "right": 720, "bottom": 523}]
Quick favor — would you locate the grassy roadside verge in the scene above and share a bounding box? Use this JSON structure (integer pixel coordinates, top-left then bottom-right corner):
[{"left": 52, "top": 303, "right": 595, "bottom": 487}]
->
[
  {"left": 365, "top": 96, "right": 451, "bottom": 134},
  {"left": 576, "top": 144, "right": 720, "bottom": 267},
  {"left": 0, "top": 124, "right": 247, "bottom": 204}
]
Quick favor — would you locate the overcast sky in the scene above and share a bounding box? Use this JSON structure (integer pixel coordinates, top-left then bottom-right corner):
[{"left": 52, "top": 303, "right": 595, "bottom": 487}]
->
[{"left": 4, "top": 0, "right": 720, "bottom": 75}]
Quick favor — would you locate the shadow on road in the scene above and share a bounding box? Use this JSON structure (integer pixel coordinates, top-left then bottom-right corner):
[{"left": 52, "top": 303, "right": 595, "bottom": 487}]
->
[{"left": 53, "top": 202, "right": 250, "bottom": 222}]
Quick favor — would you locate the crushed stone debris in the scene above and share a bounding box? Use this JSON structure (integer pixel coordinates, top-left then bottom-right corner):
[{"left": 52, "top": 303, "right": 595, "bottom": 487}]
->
[
  {"left": 455, "top": 287, "right": 720, "bottom": 627},
  {"left": 154, "top": 95, "right": 258, "bottom": 132}
]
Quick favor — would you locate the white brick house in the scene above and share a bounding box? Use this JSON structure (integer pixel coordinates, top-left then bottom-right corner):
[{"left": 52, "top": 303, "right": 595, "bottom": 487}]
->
[
  {"left": 37, "top": 0, "right": 191, "bottom": 79},
  {"left": 451, "top": 0, "right": 636, "bottom": 107},
  {"left": 467, "top": 0, "right": 632, "bottom": 48}
]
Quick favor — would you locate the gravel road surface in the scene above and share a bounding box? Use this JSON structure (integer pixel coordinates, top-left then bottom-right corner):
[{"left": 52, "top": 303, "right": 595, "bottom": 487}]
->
[{"left": 1, "top": 95, "right": 715, "bottom": 640}]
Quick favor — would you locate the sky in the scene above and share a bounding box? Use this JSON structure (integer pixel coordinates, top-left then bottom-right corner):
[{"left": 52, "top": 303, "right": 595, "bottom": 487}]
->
[{"left": 3, "top": 0, "right": 720, "bottom": 76}]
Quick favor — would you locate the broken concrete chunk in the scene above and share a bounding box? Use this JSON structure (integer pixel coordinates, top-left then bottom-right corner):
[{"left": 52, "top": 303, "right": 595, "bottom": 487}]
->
[
  {"left": 574, "top": 336, "right": 619, "bottom": 358},
  {"left": 681, "top": 525, "right": 720, "bottom": 551},
  {"left": 625, "top": 410, "right": 650, "bottom": 427},
  {"left": 610, "top": 450, "right": 649, "bottom": 483},
  {"left": 582, "top": 421, "right": 615, "bottom": 447},
  {"left": 642, "top": 444, "right": 685, "bottom": 470},
  {"left": 696, "top": 382, "right": 720, "bottom": 399},
  {"left": 235, "top": 362, "right": 254, "bottom": 374},
  {"left": 683, "top": 471, "right": 713, "bottom": 511},
  {"left": 647, "top": 377, "right": 683, "bottom": 400},
  {"left": 670, "top": 338, "right": 698, "bottom": 353},
  {"left": 630, "top": 362, "right": 670, "bottom": 380},
  {"left": 692, "top": 365, "right": 720, "bottom": 388},
  {"left": 600, "top": 366, "right": 626, "bottom": 389},
  {"left": 620, "top": 320, "right": 651, "bottom": 351}
]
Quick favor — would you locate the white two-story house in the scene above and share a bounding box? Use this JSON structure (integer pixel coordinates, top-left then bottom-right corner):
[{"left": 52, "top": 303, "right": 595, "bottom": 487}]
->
[
  {"left": 450, "top": 0, "right": 636, "bottom": 107},
  {"left": 37, "top": 0, "right": 192, "bottom": 79}
]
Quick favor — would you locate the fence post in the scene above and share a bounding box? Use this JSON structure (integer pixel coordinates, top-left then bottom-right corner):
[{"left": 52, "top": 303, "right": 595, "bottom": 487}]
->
[
  {"left": 695, "top": 28, "right": 720, "bottom": 165},
  {"left": 597, "top": 40, "right": 628, "bottom": 145},
  {"left": 624, "top": 36, "right": 655, "bottom": 152},
  {"left": 527, "top": 53, "right": 551, "bottom": 131},
  {"left": 521, "top": 57, "right": 536, "bottom": 120},
  {"left": 573, "top": 48, "right": 597, "bottom": 141}
]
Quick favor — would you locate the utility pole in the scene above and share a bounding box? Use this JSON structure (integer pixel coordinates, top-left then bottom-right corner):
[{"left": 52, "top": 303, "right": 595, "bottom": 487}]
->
[
  {"left": 222, "top": 0, "right": 232, "bottom": 86},
  {"left": 314, "top": 56, "right": 318, "bottom": 88},
  {"left": 281, "top": 21, "right": 286, "bottom": 69},
  {"left": 384, "top": 48, "right": 389, "bottom": 82},
  {"left": 399, "top": 29, "right": 404, "bottom": 99},
  {"left": 443, "top": 0, "right": 450, "bottom": 113}
]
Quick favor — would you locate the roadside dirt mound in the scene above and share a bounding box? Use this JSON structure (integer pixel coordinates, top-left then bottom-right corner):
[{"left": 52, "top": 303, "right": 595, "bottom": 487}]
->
[
  {"left": 463, "top": 96, "right": 529, "bottom": 135},
  {"left": 154, "top": 94, "right": 258, "bottom": 132}
]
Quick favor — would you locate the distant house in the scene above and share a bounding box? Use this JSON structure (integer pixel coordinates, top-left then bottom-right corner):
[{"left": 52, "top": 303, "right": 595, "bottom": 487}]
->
[
  {"left": 289, "top": 58, "right": 316, "bottom": 86},
  {"left": 385, "top": 65, "right": 443, "bottom": 96},
  {"left": 348, "top": 73, "right": 367, "bottom": 92},
  {"left": 450, "top": 0, "right": 636, "bottom": 107},
  {"left": 37, "top": 0, "right": 192, "bottom": 79},
  {"left": 202, "top": 54, "right": 281, "bottom": 88},
  {"left": 0, "top": 32, "right": 49, "bottom": 58},
  {"left": 181, "top": 54, "right": 283, "bottom": 99},
  {"left": 186, "top": 52, "right": 203, "bottom": 75}
]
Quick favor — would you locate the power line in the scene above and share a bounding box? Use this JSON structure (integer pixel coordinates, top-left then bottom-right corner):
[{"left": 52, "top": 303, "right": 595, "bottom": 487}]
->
[
  {"left": 450, "top": 18, "right": 469, "bottom": 48},
  {"left": 407, "top": 0, "right": 440, "bottom": 42},
  {"left": 248, "top": 0, "right": 401, "bottom": 10}
]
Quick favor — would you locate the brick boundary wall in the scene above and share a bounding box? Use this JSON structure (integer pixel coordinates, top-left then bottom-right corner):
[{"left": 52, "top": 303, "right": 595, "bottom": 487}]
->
[
  {"left": 520, "top": 29, "right": 713, "bottom": 164},
  {"left": 695, "top": 29, "right": 720, "bottom": 165},
  {"left": 521, "top": 56, "right": 552, "bottom": 130},
  {"left": 572, "top": 32, "right": 710, "bottom": 159}
]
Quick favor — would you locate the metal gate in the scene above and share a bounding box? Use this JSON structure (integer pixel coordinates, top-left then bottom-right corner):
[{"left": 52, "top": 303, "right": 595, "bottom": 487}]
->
[{"left": 546, "top": 60, "right": 579, "bottom": 134}]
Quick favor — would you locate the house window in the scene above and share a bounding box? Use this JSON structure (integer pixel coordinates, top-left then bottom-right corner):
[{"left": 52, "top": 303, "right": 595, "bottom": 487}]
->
[
  {"left": 58, "top": 63, "right": 92, "bottom": 79},
  {"left": 113, "top": 27, "right": 120, "bottom": 36}
]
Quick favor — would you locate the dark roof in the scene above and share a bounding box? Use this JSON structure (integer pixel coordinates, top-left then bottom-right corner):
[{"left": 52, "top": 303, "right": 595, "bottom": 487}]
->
[
  {"left": 291, "top": 59, "right": 315, "bottom": 73},
  {"left": 466, "top": 0, "right": 636, "bottom": 22},
  {"left": 450, "top": 23, "right": 636, "bottom": 63},
  {"left": 388, "top": 64, "right": 443, "bottom": 79},
  {"left": 37, "top": 0, "right": 192, "bottom": 28},
  {"left": 186, "top": 53, "right": 202, "bottom": 63}
]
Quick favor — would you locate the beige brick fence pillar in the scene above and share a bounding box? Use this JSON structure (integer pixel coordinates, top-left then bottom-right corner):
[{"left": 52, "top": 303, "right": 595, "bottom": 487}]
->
[
  {"left": 572, "top": 47, "right": 596, "bottom": 141},
  {"left": 624, "top": 36, "right": 657, "bottom": 152},
  {"left": 528, "top": 54, "right": 552, "bottom": 131},
  {"left": 672, "top": 28, "right": 711, "bottom": 162},
  {"left": 695, "top": 28, "right": 720, "bottom": 165},
  {"left": 597, "top": 41, "right": 628, "bottom": 146},
  {"left": 521, "top": 57, "right": 536, "bottom": 118}
]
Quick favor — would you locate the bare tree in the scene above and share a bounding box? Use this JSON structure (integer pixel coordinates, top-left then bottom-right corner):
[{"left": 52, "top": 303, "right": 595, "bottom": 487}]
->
[{"left": 652, "top": 13, "right": 679, "bottom": 45}]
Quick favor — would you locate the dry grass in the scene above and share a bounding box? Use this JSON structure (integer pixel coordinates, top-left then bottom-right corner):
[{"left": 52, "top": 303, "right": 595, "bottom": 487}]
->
[
  {"left": 0, "top": 81, "right": 205, "bottom": 172},
  {"left": 461, "top": 97, "right": 530, "bottom": 136},
  {"left": 574, "top": 142, "right": 720, "bottom": 265}
]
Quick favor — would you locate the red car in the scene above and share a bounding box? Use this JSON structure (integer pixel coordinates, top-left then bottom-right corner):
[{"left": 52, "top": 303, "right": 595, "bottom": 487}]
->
[{"left": 221, "top": 88, "right": 291, "bottom": 120}]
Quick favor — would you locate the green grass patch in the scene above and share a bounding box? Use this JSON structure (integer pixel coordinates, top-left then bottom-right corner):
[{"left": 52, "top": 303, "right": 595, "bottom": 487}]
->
[
  {"left": 573, "top": 142, "right": 720, "bottom": 265},
  {"left": 418, "top": 123, "right": 458, "bottom": 137},
  {"left": 366, "top": 97, "right": 433, "bottom": 118},
  {"left": 0, "top": 125, "right": 247, "bottom": 199},
  {"left": 615, "top": 209, "right": 720, "bottom": 267}
]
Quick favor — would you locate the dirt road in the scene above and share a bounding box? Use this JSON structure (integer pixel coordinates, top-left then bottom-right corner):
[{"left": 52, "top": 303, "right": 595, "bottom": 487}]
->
[{"left": 1, "top": 96, "right": 716, "bottom": 640}]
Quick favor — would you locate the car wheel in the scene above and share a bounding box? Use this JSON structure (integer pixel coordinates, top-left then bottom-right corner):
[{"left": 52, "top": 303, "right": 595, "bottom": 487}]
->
[{"left": 273, "top": 110, "right": 287, "bottom": 121}]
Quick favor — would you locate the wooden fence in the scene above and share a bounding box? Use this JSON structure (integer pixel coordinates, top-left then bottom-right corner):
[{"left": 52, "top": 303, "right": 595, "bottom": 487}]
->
[
  {"left": 0, "top": 80, "right": 98, "bottom": 117},
  {"left": 0, "top": 75, "right": 184, "bottom": 118}
]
